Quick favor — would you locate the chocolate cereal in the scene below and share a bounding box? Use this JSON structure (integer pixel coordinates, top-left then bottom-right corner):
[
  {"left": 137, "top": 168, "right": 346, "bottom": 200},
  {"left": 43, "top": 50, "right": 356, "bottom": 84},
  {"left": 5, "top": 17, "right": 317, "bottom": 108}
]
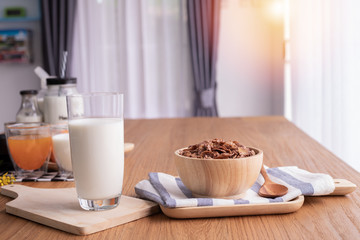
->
[{"left": 178, "top": 139, "right": 256, "bottom": 159}]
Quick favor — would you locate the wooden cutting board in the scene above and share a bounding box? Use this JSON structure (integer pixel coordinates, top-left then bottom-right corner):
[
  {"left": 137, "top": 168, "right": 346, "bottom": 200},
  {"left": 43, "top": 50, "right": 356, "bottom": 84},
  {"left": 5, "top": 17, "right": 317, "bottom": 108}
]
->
[{"left": 0, "top": 185, "right": 159, "bottom": 235}]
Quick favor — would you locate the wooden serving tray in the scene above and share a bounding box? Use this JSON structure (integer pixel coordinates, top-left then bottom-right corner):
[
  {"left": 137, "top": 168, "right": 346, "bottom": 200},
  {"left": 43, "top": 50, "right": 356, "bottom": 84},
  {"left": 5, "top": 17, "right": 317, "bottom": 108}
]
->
[
  {"left": 0, "top": 185, "right": 159, "bottom": 235},
  {"left": 160, "top": 179, "right": 356, "bottom": 219}
]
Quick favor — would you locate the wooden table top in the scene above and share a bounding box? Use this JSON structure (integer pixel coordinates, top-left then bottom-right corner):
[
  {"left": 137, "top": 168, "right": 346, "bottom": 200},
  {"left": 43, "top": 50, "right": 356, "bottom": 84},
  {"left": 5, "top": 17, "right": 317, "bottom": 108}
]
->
[{"left": 0, "top": 116, "right": 359, "bottom": 239}]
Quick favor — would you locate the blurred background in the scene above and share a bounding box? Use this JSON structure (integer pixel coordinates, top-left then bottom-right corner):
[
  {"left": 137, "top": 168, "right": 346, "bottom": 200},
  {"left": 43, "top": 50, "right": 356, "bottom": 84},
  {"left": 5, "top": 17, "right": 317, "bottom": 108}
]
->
[{"left": 0, "top": 0, "right": 359, "bottom": 172}]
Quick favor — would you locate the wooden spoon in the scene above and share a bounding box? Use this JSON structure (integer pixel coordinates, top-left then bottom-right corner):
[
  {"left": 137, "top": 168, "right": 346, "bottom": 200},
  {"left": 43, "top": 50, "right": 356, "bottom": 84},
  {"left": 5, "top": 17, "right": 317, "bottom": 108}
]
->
[{"left": 258, "top": 165, "right": 288, "bottom": 198}]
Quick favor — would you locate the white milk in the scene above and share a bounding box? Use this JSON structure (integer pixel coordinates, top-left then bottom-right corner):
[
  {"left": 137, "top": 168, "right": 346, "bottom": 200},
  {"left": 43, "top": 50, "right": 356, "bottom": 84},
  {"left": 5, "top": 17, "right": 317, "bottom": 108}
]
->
[
  {"left": 68, "top": 118, "right": 124, "bottom": 200},
  {"left": 37, "top": 98, "right": 44, "bottom": 113},
  {"left": 52, "top": 133, "right": 72, "bottom": 172},
  {"left": 44, "top": 96, "right": 68, "bottom": 124},
  {"left": 16, "top": 114, "right": 42, "bottom": 123}
]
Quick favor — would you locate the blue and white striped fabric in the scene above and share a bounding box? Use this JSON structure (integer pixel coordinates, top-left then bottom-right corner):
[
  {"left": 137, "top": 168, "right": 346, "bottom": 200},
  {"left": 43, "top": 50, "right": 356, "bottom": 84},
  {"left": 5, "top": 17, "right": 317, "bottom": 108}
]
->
[{"left": 134, "top": 166, "right": 335, "bottom": 208}]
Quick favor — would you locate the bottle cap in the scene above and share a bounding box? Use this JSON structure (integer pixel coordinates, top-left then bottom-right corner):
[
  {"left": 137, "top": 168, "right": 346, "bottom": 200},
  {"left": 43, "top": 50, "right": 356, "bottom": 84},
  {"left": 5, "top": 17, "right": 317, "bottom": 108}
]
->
[
  {"left": 20, "top": 90, "right": 38, "bottom": 95},
  {"left": 46, "top": 78, "right": 77, "bottom": 85}
]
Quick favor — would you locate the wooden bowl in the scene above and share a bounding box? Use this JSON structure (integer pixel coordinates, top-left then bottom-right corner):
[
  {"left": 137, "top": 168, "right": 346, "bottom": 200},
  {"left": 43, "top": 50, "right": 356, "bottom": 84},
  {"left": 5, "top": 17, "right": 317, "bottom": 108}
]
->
[{"left": 174, "top": 147, "right": 263, "bottom": 199}]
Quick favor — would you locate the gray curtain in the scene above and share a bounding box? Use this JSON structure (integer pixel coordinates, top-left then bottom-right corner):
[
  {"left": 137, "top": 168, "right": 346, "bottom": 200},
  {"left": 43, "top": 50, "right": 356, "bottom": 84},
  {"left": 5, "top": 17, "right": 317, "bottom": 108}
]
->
[
  {"left": 187, "top": 0, "right": 220, "bottom": 117},
  {"left": 41, "top": 0, "right": 76, "bottom": 76}
]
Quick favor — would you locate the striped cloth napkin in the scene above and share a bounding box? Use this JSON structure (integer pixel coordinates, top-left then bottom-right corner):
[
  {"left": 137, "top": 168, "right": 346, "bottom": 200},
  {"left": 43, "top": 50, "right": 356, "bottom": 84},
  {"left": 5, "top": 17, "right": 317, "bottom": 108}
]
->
[{"left": 134, "top": 166, "right": 335, "bottom": 208}]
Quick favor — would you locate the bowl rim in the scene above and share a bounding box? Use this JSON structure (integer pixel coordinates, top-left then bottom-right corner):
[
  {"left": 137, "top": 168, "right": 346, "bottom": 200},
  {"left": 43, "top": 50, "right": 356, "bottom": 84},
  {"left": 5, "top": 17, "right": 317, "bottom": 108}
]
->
[{"left": 174, "top": 146, "right": 263, "bottom": 161}]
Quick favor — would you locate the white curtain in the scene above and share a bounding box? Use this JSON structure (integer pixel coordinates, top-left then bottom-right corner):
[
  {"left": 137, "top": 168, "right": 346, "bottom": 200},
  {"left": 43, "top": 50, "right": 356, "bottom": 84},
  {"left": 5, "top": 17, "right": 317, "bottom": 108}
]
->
[
  {"left": 289, "top": 0, "right": 360, "bottom": 172},
  {"left": 70, "top": 0, "right": 194, "bottom": 119}
]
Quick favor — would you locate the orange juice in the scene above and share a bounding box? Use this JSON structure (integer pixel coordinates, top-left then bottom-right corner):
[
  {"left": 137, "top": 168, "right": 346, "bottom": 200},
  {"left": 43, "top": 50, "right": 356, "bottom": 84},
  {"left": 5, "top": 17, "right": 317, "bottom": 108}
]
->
[{"left": 8, "top": 135, "right": 52, "bottom": 170}]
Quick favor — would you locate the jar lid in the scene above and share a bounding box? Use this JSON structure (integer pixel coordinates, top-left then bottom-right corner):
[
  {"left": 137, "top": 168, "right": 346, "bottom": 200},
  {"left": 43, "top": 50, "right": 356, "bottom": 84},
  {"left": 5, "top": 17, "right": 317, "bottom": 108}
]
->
[
  {"left": 46, "top": 78, "right": 77, "bottom": 85},
  {"left": 20, "top": 90, "right": 38, "bottom": 95}
]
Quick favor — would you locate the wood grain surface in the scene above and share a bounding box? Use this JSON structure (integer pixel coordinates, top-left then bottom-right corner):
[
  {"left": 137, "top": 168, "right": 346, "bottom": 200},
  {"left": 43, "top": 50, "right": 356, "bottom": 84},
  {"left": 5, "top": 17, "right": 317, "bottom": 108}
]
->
[{"left": 1, "top": 116, "right": 359, "bottom": 239}]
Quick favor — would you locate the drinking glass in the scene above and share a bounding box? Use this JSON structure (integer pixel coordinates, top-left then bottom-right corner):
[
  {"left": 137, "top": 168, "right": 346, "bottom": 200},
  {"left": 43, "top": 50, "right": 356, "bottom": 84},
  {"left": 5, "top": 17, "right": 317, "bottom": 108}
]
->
[
  {"left": 67, "top": 92, "right": 124, "bottom": 211},
  {"left": 51, "top": 124, "right": 72, "bottom": 178},
  {"left": 5, "top": 122, "right": 51, "bottom": 178}
]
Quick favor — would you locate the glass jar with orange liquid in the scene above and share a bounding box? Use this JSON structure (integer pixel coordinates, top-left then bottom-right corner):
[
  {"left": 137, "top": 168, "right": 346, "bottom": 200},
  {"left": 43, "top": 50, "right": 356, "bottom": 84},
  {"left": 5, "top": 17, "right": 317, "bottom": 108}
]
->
[{"left": 5, "top": 123, "right": 52, "bottom": 178}]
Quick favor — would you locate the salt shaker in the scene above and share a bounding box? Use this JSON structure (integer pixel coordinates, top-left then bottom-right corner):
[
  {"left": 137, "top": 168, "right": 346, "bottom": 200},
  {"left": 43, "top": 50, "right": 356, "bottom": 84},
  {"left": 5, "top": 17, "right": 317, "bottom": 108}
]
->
[{"left": 16, "top": 90, "right": 43, "bottom": 123}]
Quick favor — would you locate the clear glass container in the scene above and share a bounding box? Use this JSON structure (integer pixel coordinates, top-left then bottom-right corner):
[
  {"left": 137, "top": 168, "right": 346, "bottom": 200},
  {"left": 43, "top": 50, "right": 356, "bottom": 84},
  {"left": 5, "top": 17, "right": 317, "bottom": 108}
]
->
[
  {"left": 5, "top": 122, "right": 51, "bottom": 177},
  {"left": 51, "top": 123, "right": 73, "bottom": 178},
  {"left": 59, "top": 82, "right": 78, "bottom": 96},
  {"left": 37, "top": 88, "right": 47, "bottom": 114},
  {"left": 43, "top": 78, "right": 77, "bottom": 124},
  {"left": 16, "top": 90, "right": 43, "bottom": 123}
]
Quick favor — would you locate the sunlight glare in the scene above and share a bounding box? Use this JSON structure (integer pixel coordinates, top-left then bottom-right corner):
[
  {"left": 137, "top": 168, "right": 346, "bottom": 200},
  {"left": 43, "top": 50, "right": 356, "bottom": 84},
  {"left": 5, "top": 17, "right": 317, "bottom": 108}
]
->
[{"left": 269, "top": 0, "right": 284, "bottom": 18}]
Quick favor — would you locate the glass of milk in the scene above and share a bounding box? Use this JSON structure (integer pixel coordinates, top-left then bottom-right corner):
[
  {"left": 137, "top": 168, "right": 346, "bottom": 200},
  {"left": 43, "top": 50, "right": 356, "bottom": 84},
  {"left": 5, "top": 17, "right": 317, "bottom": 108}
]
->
[
  {"left": 66, "top": 93, "right": 124, "bottom": 211},
  {"left": 51, "top": 124, "right": 72, "bottom": 178}
]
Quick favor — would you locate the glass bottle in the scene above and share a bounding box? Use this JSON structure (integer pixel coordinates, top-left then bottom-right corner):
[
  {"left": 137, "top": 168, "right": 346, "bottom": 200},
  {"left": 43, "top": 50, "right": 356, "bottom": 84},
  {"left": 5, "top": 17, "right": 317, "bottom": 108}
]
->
[
  {"left": 16, "top": 90, "right": 43, "bottom": 123},
  {"left": 43, "top": 78, "right": 78, "bottom": 124},
  {"left": 59, "top": 79, "right": 82, "bottom": 119},
  {"left": 59, "top": 79, "right": 78, "bottom": 96}
]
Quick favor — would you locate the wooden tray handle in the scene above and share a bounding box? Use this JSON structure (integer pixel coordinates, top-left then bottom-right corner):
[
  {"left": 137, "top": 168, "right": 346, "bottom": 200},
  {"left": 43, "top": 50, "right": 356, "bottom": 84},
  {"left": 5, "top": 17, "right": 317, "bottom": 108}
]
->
[{"left": 330, "top": 179, "right": 357, "bottom": 195}]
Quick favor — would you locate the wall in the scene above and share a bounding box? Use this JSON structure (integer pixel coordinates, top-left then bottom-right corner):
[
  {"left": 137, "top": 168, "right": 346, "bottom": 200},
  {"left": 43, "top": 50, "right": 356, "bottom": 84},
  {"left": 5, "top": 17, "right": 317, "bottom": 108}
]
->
[
  {"left": 0, "top": 0, "right": 41, "bottom": 132},
  {"left": 217, "top": 0, "right": 284, "bottom": 117},
  {"left": 0, "top": 0, "right": 285, "bottom": 130}
]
